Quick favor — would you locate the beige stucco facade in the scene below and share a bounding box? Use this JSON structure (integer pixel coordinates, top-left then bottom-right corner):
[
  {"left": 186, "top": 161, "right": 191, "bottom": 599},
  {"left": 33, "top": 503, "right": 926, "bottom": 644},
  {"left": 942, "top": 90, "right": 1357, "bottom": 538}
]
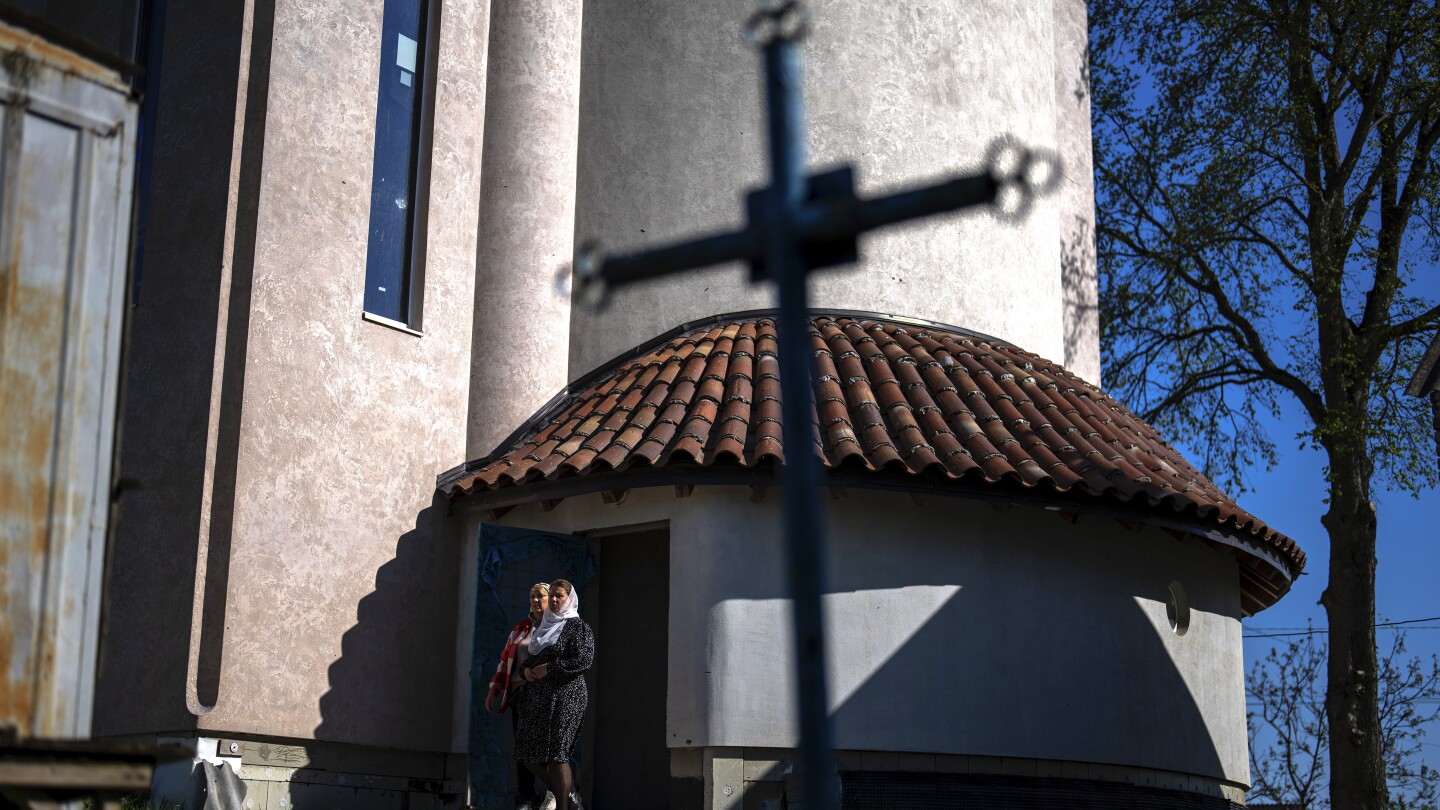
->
[
  {"left": 89, "top": 0, "right": 1143, "bottom": 807},
  {"left": 97, "top": 0, "right": 491, "bottom": 751},
  {"left": 570, "top": 0, "right": 1099, "bottom": 382}
]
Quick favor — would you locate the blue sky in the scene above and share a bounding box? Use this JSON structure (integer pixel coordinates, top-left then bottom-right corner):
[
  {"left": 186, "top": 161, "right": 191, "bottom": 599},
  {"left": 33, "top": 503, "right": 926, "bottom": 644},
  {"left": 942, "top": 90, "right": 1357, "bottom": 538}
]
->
[{"left": 1229, "top": 264, "right": 1440, "bottom": 776}]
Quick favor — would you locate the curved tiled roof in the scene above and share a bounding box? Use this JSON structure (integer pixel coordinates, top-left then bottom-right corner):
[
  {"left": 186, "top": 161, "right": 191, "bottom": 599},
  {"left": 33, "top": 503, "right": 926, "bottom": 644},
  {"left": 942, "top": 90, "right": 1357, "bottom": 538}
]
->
[{"left": 441, "top": 312, "right": 1303, "bottom": 609}]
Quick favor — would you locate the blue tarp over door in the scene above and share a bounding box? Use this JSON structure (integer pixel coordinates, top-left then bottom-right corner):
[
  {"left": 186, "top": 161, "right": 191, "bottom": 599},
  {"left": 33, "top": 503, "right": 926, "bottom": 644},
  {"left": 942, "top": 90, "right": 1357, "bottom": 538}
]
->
[{"left": 468, "top": 524, "right": 596, "bottom": 809}]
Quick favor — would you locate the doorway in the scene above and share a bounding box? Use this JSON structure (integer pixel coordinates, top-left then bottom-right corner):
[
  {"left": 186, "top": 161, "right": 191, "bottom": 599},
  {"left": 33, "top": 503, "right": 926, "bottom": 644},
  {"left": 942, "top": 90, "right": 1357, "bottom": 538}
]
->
[
  {"left": 583, "top": 526, "right": 670, "bottom": 809},
  {"left": 469, "top": 525, "right": 596, "bottom": 808}
]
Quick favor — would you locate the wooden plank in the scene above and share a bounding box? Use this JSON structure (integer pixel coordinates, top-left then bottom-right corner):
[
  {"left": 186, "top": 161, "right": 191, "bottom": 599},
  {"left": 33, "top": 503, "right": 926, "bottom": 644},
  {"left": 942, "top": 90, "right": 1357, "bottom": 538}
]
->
[
  {"left": 0, "top": 760, "right": 151, "bottom": 790},
  {"left": 245, "top": 743, "right": 311, "bottom": 769}
]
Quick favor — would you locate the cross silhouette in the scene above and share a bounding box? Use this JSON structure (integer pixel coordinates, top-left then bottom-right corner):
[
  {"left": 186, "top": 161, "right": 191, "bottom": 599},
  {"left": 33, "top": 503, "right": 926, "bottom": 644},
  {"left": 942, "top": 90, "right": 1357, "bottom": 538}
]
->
[{"left": 574, "top": 3, "right": 1058, "bottom": 807}]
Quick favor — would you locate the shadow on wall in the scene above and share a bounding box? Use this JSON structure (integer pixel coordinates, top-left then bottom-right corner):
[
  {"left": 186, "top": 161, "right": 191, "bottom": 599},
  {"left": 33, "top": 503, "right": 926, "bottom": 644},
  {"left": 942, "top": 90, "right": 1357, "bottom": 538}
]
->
[
  {"left": 1059, "top": 29, "right": 1098, "bottom": 384},
  {"left": 313, "top": 492, "right": 461, "bottom": 754},
  {"left": 828, "top": 581, "right": 1228, "bottom": 780},
  {"left": 1061, "top": 213, "right": 1098, "bottom": 382},
  {"left": 93, "top": 0, "right": 275, "bottom": 735},
  {"left": 705, "top": 515, "right": 1230, "bottom": 781}
]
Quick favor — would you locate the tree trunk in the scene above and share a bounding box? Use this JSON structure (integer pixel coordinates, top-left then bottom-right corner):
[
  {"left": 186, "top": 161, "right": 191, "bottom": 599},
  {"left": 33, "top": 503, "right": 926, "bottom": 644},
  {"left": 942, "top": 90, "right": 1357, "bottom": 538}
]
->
[
  {"left": 1429, "top": 391, "right": 1440, "bottom": 476},
  {"left": 1321, "top": 440, "right": 1387, "bottom": 810}
]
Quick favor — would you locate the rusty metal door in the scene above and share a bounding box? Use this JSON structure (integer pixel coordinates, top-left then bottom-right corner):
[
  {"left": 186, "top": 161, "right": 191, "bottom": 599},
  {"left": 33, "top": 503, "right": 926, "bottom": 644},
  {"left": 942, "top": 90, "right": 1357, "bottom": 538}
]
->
[{"left": 0, "top": 22, "right": 138, "bottom": 739}]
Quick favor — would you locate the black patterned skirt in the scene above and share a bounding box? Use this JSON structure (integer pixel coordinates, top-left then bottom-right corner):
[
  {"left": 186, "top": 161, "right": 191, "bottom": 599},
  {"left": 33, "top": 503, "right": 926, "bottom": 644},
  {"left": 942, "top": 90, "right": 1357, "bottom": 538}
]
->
[{"left": 513, "top": 673, "right": 587, "bottom": 763}]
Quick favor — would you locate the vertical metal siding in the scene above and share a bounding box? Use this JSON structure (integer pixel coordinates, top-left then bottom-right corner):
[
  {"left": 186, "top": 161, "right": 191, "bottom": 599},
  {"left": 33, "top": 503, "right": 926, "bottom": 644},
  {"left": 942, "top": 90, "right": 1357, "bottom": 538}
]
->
[{"left": 0, "top": 21, "right": 137, "bottom": 739}]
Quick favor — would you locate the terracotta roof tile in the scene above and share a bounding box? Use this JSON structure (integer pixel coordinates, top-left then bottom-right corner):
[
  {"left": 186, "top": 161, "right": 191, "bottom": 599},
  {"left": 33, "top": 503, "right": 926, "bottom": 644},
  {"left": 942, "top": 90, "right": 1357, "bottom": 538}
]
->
[{"left": 441, "top": 312, "right": 1304, "bottom": 595}]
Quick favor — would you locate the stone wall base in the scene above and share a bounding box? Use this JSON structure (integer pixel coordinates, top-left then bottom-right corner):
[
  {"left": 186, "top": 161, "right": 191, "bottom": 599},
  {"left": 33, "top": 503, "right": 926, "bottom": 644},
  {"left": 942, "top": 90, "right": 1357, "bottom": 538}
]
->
[
  {"left": 148, "top": 736, "right": 464, "bottom": 810},
  {"left": 679, "top": 747, "right": 1249, "bottom": 810}
]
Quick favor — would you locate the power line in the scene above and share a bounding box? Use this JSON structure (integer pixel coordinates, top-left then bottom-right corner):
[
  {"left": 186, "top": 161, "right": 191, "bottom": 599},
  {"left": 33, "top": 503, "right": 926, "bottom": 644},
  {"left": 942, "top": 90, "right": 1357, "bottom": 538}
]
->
[
  {"left": 1246, "top": 626, "right": 1440, "bottom": 638},
  {"left": 1244, "top": 616, "right": 1440, "bottom": 639},
  {"left": 1246, "top": 694, "right": 1440, "bottom": 701},
  {"left": 1248, "top": 625, "right": 1440, "bottom": 632}
]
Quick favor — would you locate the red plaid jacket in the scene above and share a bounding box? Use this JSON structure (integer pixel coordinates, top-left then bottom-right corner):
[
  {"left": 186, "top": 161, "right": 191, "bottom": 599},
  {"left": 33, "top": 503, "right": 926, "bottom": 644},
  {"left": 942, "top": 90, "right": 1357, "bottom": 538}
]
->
[{"left": 486, "top": 618, "right": 534, "bottom": 714}]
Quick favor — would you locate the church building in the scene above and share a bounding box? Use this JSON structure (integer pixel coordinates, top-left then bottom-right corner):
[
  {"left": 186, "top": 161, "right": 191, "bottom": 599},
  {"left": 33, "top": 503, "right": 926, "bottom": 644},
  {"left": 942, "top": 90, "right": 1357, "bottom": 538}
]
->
[{"left": 85, "top": 0, "right": 1303, "bottom": 808}]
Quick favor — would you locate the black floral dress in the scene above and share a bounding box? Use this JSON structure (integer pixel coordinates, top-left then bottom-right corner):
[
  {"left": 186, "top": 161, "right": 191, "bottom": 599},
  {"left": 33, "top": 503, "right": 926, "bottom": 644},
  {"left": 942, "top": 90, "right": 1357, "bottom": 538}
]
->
[{"left": 514, "top": 618, "right": 595, "bottom": 763}]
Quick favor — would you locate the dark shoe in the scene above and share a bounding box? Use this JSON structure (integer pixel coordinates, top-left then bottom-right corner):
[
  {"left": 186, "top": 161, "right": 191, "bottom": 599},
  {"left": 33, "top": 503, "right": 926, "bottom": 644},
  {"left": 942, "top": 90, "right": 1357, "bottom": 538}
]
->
[{"left": 568, "top": 791, "right": 583, "bottom": 810}]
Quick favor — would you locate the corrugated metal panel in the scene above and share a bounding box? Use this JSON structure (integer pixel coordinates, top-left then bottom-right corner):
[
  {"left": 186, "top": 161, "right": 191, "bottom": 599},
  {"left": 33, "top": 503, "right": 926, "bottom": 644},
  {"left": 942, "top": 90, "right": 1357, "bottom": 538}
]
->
[{"left": 0, "top": 21, "right": 137, "bottom": 739}]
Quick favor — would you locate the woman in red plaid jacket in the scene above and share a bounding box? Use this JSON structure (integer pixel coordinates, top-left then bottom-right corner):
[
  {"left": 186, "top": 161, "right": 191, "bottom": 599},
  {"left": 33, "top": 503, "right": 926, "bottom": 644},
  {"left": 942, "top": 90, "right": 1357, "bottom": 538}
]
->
[{"left": 486, "top": 582, "right": 551, "bottom": 810}]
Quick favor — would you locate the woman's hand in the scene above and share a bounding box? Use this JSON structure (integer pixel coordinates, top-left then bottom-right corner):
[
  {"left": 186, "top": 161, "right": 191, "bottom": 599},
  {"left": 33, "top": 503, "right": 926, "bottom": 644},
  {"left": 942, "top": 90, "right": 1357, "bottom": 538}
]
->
[
  {"left": 532, "top": 664, "right": 549, "bottom": 680},
  {"left": 484, "top": 693, "right": 496, "bottom": 714}
]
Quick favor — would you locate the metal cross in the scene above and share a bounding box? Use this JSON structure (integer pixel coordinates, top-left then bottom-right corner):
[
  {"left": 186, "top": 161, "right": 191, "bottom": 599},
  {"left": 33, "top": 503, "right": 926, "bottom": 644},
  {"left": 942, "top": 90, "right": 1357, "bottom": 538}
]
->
[{"left": 574, "top": 4, "right": 1058, "bottom": 808}]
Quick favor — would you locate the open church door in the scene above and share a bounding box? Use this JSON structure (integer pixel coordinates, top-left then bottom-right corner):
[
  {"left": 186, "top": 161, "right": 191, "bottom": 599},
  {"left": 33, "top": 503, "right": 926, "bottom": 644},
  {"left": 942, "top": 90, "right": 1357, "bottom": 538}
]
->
[
  {"left": 586, "top": 526, "right": 671, "bottom": 810},
  {"left": 468, "top": 525, "right": 596, "bottom": 810}
]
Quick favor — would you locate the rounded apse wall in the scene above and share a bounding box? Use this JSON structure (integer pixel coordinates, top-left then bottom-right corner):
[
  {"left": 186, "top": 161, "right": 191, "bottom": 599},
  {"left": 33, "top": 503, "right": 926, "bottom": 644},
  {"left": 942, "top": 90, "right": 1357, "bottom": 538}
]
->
[
  {"left": 468, "top": 484, "right": 1249, "bottom": 788},
  {"left": 570, "top": 0, "right": 1094, "bottom": 378},
  {"left": 662, "top": 488, "right": 1250, "bottom": 784}
]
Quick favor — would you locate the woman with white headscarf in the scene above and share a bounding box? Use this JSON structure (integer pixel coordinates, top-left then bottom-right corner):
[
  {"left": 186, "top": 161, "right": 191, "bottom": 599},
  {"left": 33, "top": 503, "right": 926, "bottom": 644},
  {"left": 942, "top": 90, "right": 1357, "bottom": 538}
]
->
[{"left": 514, "top": 578, "right": 595, "bottom": 810}]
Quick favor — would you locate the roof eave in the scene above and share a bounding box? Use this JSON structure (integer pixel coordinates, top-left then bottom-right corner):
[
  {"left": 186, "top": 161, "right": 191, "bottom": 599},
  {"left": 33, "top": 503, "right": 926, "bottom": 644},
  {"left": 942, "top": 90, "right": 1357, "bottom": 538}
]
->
[{"left": 444, "top": 464, "right": 1300, "bottom": 612}]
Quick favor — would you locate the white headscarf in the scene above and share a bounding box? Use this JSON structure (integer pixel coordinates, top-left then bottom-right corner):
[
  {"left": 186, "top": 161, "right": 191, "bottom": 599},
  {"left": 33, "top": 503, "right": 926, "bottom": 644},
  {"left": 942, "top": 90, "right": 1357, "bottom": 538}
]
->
[{"left": 527, "top": 588, "right": 580, "bottom": 655}]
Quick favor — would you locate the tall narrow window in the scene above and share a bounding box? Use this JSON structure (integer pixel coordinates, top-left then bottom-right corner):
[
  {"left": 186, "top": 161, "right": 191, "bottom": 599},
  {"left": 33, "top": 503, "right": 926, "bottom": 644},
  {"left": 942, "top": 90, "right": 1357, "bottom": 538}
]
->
[{"left": 363, "top": 0, "right": 435, "bottom": 327}]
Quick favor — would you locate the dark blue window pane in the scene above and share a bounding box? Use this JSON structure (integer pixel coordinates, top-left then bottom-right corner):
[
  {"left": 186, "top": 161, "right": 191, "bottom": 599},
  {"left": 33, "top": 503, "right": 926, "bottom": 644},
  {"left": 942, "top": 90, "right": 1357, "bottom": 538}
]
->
[{"left": 363, "top": 0, "right": 426, "bottom": 322}]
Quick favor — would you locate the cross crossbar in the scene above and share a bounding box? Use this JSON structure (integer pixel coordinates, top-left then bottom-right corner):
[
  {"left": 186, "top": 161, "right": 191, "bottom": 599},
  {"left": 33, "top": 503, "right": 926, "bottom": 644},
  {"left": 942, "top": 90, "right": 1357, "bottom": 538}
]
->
[{"left": 575, "top": 147, "right": 1055, "bottom": 303}]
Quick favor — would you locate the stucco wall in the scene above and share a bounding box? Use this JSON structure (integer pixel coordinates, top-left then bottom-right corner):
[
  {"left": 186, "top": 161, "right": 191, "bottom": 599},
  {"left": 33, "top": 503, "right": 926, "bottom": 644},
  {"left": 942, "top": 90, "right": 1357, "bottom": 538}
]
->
[
  {"left": 468, "top": 485, "right": 1247, "bottom": 783},
  {"left": 184, "top": 0, "right": 490, "bottom": 749},
  {"left": 97, "top": 0, "right": 1107, "bottom": 761},
  {"left": 569, "top": 0, "right": 1096, "bottom": 380},
  {"left": 99, "top": 0, "right": 490, "bottom": 752}
]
